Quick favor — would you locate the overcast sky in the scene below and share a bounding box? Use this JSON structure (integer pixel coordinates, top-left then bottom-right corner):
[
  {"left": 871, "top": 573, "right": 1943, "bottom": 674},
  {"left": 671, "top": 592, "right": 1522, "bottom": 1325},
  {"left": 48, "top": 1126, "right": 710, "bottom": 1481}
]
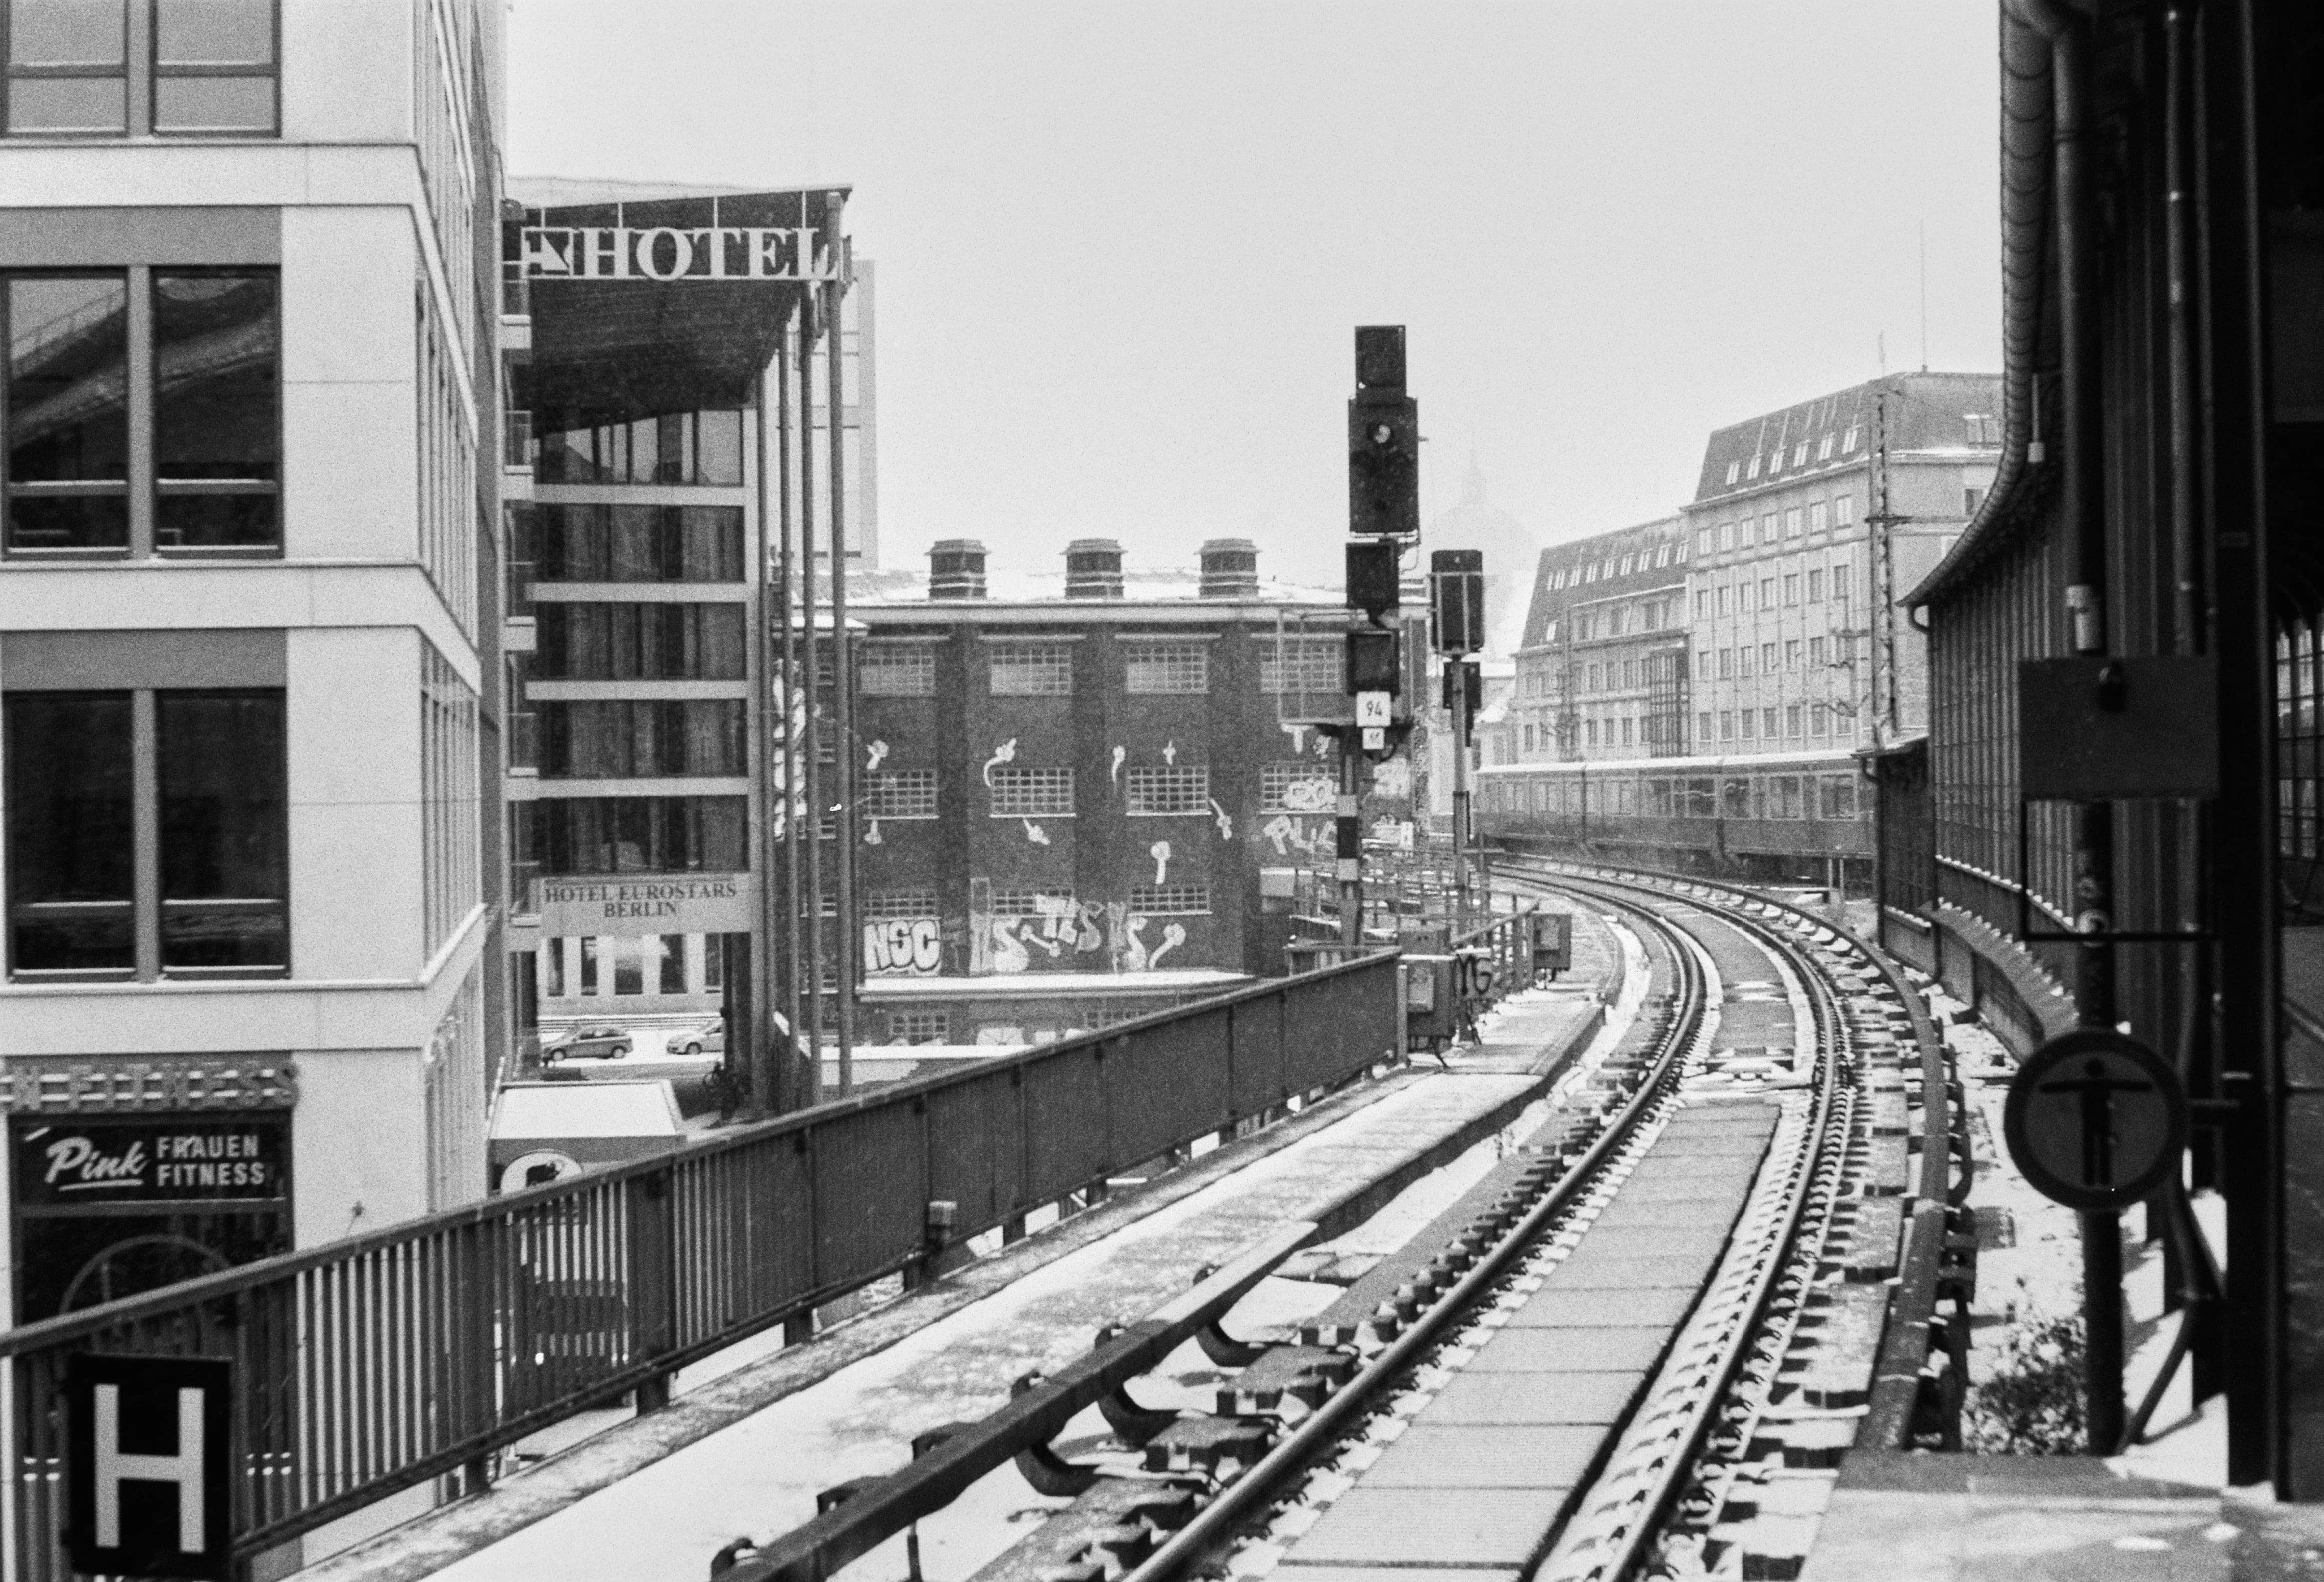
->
[{"left": 508, "top": 1, "right": 2002, "bottom": 579}]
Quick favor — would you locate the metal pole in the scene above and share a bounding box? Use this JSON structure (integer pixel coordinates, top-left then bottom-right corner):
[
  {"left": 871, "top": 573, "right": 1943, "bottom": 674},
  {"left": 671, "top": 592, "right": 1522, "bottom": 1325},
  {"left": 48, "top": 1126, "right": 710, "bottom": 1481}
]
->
[
  {"left": 798, "top": 283, "right": 826, "bottom": 1091},
  {"left": 1337, "top": 736, "right": 1361, "bottom": 948},
  {"left": 776, "top": 323, "right": 806, "bottom": 1111},
  {"left": 746, "top": 369, "right": 777, "bottom": 1120},
  {"left": 1452, "top": 662, "right": 1471, "bottom": 929},
  {"left": 826, "top": 204, "right": 857, "bottom": 1098}
]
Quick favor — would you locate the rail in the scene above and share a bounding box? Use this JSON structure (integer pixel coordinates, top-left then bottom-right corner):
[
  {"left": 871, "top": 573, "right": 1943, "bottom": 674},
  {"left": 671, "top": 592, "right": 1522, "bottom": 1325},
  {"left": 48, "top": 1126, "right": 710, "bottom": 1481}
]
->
[
  {"left": 1492, "top": 853, "right": 1971, "bottom": 1452},
  {"left": 2, "top": 952, "right": 1402, "bottom": 1576}
]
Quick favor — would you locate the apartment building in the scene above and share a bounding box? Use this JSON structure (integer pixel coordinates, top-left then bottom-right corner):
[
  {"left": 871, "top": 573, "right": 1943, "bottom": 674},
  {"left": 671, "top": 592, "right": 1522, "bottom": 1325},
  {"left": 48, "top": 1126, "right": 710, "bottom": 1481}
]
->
[{"left": 1502, "top": 515, "right": 1690, "bottom": 762}]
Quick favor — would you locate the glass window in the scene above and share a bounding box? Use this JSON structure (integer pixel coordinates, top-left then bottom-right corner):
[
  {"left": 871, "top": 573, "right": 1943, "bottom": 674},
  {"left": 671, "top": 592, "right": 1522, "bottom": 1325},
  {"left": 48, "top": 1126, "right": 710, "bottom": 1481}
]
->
[
  {"left": 153, "top": 272, "right": 277, "bottom": 549},
  {"left": 989, "top": 767, "right": 1074, "bottom": 818},
  {"left": 1124, "top": 640, "right": 1208, "bottom": 695},
  {"left": 1807, "top": 569, "right": 1825, "bottom": 603},
  {"left": 534, "top": 602, "right": 748, "bottom": 681},
  {"left": 1762, "top": 706, "right": 1778, "bottom": 737},
  {"left": 538, "top": 699, "right": 746, "bottom": 778},
  {"left": 6, "top": 274, "right": 129, "bottom": 550},
  {"left": 1723, "top": 777, "right": 1751, "bottom": 818},
  {"left": 1131, "top": 883, "right": 1210, "bottom": 916},
  {"left": 152, "top": 0, "right": 277, "bottom": 134},
  {"left": 1835, "top": 495, "right": 1857, "bottom": 524},
  {"left": 535, "top": 796, "right": 748, "bottom": 874},
  {"left": 534, "top": 409, "right": 746, "bottom": 485},
  {"left": 157, "top": 690, "right": 285, "bottom": 970},
  {"left": 868, "top": 769, "right": 938, "bottom": 819},
  {"left": 1809, "top": 502, "right": 1828, "bottom": 532},
  {"left": 1812, "top": 704, "right": 1829, "bottom": 736},
  {"left": 656, "top": 935, "right": 686, "bottom": 994},
  {"left": 6, "top": 0, "right": 127, "bottom": 132},
  {"left": 537, "top": 505, "right": 743, "bottom": 583},
  {"left": 861, "top": 641, "right": 938, "bottom": 697},
  {"left": 1126, "top": 764, "right": 1210, "bottom": 816},
  {"left": 1259, "top": 636, "right": 1339, "bottom": 694},
  {"left": 4, "top": 690, "right": 133, "bottom": 972},
  {"left": 1260, "top": 762, "right": 1333, "bottom": 813},
  {"left": 612, "top": 943, "right": 645, "bottom": 996},
  {"left": 866, "top": 888, "right": 940, "bottom": 920},
  {"left": 1719, "top": 710, "right": 1734, "bottom": 740},
  {"left": 988, "top": 641, "right": 1073, "bottom": 696},
  {"left": 1695, "top": 712, "right": 1711, "bottom": 745}
]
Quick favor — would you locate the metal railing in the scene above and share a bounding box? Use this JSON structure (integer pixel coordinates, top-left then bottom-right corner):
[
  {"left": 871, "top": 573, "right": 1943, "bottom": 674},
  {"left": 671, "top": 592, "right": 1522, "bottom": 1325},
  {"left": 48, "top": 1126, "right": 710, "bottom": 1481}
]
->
[{"left": 2, "top": 953, "right": 1400, "bottom": 1576}]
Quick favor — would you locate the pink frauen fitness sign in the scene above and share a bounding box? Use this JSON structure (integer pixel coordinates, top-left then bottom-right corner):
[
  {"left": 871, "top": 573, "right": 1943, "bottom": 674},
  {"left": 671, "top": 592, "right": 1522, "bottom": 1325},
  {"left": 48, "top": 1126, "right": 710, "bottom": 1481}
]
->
[{"left": 519, "top": 226, "right": 839, "bottom": 282}]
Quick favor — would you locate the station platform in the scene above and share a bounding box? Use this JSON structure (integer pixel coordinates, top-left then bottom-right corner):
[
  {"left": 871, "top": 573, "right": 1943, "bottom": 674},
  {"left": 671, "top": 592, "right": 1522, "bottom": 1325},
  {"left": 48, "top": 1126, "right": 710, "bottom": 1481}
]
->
[
  {"left": 1802, "top": 1451, "right": 2324, "bottom": 1581},
  {"left": 307, "top": 908, "right": 1635, "bottom": 1582}
]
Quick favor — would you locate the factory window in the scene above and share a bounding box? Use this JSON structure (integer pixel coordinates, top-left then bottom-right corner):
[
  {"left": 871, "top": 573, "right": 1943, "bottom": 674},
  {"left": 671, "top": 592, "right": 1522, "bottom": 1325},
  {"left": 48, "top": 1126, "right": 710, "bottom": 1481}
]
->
[
  {"left": 6, "top": 688, "right": 290, "bottom": 980},
  {"left": 890, "top": 1010, "right": 951, "bottom": 1045},
  {"left": 4, "top": 0, "right": 278, "bottom": 135},
  {"left": 987, "top": 641, "right": 1074, "bottom": 697},
  {"left": 1834, "top": 495, "right": 1857, "bottom": 525},
  {"left": 867, "top": 770, "right": 939, "bottom": 820},
  {"left": 536, "top": 409, "right": 746, "bottom": 486},
  {"left": 1808, "top": 502, "right": 1828, "bottom": 533},
  {"left": 989, "top": 766, "right": 1074, "bottom": 818},
  {"left": 1131, "top": 882, "right": 1211, "bottom": 916},
  {"left": 860, "top": 642, "right": 939, "bottom": 697},
  {"left": 532, "top": 797, "right": 747, "bottom": 875},
  {"left": 1259, "top": 636, "right": 1340, "bottom": 695},
  {"left": 1124, "top": 640, "right": 1209, "bottom": 695},
  {"left": 534, "top": 505, "right": 745, "bottom": 583},
  {"left": 534, "top": 602, "right": 747, "bottom": 680},
  {"left": 1260, "top": 762, "right": 1333, "bottom": 813},
  {"left": 538, "top": 700, "right": 747, "bottom": 778},
  {"left": 1126, "top": 764, "right": 1209, "bottom": 816},
  {"left": 5, "top": 270, "right": 281, "bottom": 556},
  {"left": 865, "top": 888, "right": 939, "bottom": 920}
]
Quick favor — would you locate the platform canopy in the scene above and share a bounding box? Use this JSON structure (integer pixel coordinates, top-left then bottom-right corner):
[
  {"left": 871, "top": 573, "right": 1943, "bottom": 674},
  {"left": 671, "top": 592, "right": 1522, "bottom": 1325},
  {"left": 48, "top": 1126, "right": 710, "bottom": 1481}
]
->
[{"left": 507, "top": 178, "right": 849, "bottom": 422}]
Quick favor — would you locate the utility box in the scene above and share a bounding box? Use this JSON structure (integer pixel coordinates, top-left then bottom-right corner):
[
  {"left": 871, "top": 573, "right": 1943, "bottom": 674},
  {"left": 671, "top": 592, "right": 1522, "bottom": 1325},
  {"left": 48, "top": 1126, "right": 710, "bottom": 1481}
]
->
[
  {"left": 1530, "top": 912, "right": 1571, "bottom": 978},
  {"left": 1404, "top": 955, "right": 1457, "bottom": 1047}
]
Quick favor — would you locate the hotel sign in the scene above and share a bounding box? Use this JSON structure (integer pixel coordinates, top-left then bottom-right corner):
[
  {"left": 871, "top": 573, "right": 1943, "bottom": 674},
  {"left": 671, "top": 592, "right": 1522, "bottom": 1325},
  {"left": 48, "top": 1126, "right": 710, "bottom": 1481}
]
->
[
  {"left": 533, "top": 873, "right": 757, "bottom": 938},
  {"left": 519, "top": 226, "right": 839, "bottom": 282}
]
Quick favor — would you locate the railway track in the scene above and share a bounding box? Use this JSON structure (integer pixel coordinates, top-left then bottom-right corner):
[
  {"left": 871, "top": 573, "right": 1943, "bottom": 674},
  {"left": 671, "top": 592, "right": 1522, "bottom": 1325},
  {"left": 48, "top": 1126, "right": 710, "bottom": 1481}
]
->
[{"left": 724, "top": 868, "right": 1948, "bottom": 1582}]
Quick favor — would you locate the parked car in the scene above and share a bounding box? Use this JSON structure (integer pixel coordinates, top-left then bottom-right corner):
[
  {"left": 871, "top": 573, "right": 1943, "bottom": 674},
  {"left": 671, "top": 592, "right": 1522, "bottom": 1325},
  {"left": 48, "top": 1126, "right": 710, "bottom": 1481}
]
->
[
  {"left": 542, "top": 1026, "right": 631, "bottom": 1062},
  {"left": 665, "top": 1022, "right": 725, "bottom": 1058}
]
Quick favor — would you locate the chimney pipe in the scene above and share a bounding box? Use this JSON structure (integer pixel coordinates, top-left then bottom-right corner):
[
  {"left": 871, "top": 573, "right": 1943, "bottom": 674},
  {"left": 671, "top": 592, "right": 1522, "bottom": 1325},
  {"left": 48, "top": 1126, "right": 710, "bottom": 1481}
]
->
[
  {"left": 929, "top": 539, "right": 987, "bottom": 600},
  {"left": 1064, "top": 538, "right": 1124, "bottom": 599},
  {"left": 1198, "top": 538, "right": 1259, "bottom": 599}
]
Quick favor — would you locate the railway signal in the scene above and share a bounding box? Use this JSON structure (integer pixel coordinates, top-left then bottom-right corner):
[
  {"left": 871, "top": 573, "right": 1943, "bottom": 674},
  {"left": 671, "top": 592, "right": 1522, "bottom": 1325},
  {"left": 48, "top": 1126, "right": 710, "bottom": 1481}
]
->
[{"left": 1348, "top": 325, "right": 1419, "bottom": 539}]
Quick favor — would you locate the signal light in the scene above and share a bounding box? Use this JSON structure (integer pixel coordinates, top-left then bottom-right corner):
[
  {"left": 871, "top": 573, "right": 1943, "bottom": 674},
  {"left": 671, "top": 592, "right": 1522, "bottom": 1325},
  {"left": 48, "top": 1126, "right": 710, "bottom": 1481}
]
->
[
  {"left": 1348, "top": 398, "right": 1420, "bottom": 539},
  {"left": 1354, "top": 325, "right": 1406, "bottom": 394},
  {"left": 1345, "top": 628, "right": 1401, "bottom": 695},
  {"left": 1442, "top": 657, "right": 1482, "bottom": 730},
  {"left": 1430, "top": 548, "right": 1485, "bottom": 656},
  {"left": 1346, "top": 539, "right": 1400, "bottom": 620}
]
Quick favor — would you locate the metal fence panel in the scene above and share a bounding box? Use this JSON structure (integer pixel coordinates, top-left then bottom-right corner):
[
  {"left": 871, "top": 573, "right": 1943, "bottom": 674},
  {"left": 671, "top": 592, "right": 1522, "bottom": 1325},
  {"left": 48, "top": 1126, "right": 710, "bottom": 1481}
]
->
[
  {"left": 1022, "top": 1043, "right": 1112, "bottom": 1202},
  {"left": 809, "top": 1102, "right": 928, "bottom": 1292},
  {"left": 1103, "top": 1009, "right": 1233, "bottom": 1167},
  {"left": 923, "top": 1064, "right": 1024, "bottom": 1232}
]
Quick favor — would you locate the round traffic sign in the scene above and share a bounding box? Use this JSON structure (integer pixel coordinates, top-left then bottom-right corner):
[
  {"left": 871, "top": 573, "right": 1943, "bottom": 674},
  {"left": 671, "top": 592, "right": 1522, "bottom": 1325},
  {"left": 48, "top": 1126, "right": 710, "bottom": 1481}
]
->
[{"left": 2003, "top": 1028, "right": 2187, "bottom": 1212}]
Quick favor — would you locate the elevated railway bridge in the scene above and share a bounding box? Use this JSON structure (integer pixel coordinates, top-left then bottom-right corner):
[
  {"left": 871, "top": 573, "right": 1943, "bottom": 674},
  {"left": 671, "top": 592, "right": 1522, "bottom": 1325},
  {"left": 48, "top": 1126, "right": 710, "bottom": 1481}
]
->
[{"left": 2, "top": 866, "right": 1971, "bottom": 1581}]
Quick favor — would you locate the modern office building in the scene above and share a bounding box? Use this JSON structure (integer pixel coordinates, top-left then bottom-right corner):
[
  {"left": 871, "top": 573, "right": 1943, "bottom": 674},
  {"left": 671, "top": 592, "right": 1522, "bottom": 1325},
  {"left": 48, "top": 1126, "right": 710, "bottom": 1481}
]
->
[
  {"left": 1680, "top": 373, "right": 2002, "bottom": 754},
  {"left": 1503, "top": 515, "right": 1690, "bottom": 763},
  {"left": 0, "top": 0, "right": 508, "bottom": 1328},
  {"left": 845, "top": 538, "right": 1351, "bottom": 1045}
]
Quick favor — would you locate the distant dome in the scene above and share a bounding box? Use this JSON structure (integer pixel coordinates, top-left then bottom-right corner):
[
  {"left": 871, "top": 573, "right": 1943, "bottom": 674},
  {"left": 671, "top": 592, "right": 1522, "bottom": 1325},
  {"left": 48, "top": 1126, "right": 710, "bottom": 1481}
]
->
[{"left": 1429, "top": 455, "right": 1540, "bottom": 657}]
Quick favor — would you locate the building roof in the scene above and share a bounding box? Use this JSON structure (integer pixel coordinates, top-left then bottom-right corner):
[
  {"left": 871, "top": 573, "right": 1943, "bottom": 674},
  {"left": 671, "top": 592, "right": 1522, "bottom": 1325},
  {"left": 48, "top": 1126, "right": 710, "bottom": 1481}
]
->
[
  {"left": 1690, "top": 372, "right": 2004, "bottom": 505},
  {"left": 852, "top": 562, "right": 1341, "bottom": 611},
  {"left": 1516, "top": 515, "right": 1688, "bottom": 651}
]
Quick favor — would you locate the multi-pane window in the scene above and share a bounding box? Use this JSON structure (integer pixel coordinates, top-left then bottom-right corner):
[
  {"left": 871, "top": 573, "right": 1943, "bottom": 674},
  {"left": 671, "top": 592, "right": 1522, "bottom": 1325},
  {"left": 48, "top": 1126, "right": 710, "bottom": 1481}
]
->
[
  {"left": 1124, "top": 640, "right": 1209, "bottom": 694},
  {"left": 534, "top": 602, "right": 747, "bottom": 680},
  {"left": 1820, "top": 774, "right": 1859, "bottom": 819},
  {"left": 1126, "top": 764, "right": 1210, "bottom": 816},
  {"left": 990, "top": 886, "right": 1072, "bottom": 915},
  {"left": 538, "top": 700, "right": 746, "bottom": 778},
  {"left": 5, "top": 269, "right": 279, "bottom": 555},
  {"left": 1261, "top": 762, "right": 1333, "bottom": 813},
  {"left": 989, "top": 767, "right": 1074, "bottom": 818},
  {"left": 1835, "top": 494, "right": 1857, "bottom": 524},
  {"left": 1810, "top": 636, "right": 1827, "bottom": 666},
  {"left": 533, "top": 505, "right": 744, "bottom": 583},
  {"left": 5, "top": 0, "right": 277, "bottom": 135},
  {"left": 1811, "top": 704, "right": 1830, "bottom": 736},
  {"left": 1131, "top": 882, "right": 1211, "bottom": 915},
  {"left": 890, "top": 1010, "right": 950, "bottom": 1045},
  {"left": 988, "top": 641, "right": 1073, "bottom": 696},
  {"left": 865, "top": 888, "right": 938, "bottom": 920},
  {"left": 1762, "top": 706, "right": 1779, "bottom": 737},
  {"left": 530, "top": 796, "right": 747, "bottom": 874},
  {"left": 1806, "top": 569, "right": 1825, "bottom": 603},
  {"left": 860, "top": 642, "right": 938, "bottom": 697},
  {"left": 6, "top": 687, "right": 286, "bottom": 978},
  {"left": 867, "top": 769, "right": 939, "bottom": 819},
  {"left": 535, "top": 409, "right": 745, "bottom": 485},
  {"left": 1809, "top": 502, "right": 1829, "bottom": 532},
  {"left": 421, "top": 648, "right": 480, "bottom": 954},
  {"left": 1787, "top": 704, "right": 1803, "bottom": 736},
  {"left": 1259, "top": 636, "right": 1341, "bottom": 694}
]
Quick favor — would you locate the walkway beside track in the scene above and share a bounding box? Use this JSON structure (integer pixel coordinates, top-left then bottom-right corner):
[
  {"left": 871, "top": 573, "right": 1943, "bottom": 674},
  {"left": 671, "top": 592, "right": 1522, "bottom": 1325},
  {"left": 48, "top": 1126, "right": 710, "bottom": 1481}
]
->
[{"left": 309, "top": 922, "right": 1627, "bottom": 1581}]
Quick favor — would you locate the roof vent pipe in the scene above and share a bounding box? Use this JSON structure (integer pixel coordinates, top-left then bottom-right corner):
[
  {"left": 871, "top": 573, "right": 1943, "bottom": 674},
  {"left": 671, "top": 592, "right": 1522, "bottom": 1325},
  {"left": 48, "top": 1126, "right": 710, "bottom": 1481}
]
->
[
  {"left": 1198, "top": 538, "right": 1259, "bottom": 599},
  {"left": 929, "top": 539, "right": 987, "bottom": 600},
  {"left": 1064, "top": 539, "right": 1124, "bottom": 599}
]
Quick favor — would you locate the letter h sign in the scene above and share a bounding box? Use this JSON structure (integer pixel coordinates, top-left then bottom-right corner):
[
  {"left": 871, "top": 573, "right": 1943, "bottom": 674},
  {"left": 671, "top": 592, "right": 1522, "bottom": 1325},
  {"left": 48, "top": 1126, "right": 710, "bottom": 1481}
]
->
[{"left": 66, "top": 1355, "right": 232, "bottom": 1579}]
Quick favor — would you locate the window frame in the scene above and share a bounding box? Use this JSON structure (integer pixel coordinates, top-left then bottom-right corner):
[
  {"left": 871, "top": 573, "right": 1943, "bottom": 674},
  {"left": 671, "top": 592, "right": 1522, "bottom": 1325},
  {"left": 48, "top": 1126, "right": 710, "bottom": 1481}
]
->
[
  {"left": 988, "top": 766, "right": 1075, "bottom": 819},
  {"left": 2, "top": 0, "right": 281, "bottom": 138},
  {"left": 1122, "top": 639, "right": 1210, "bottom": 696},
  {"left": 1125, "top": 763, "right": 1211, "bottom": 817}
]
